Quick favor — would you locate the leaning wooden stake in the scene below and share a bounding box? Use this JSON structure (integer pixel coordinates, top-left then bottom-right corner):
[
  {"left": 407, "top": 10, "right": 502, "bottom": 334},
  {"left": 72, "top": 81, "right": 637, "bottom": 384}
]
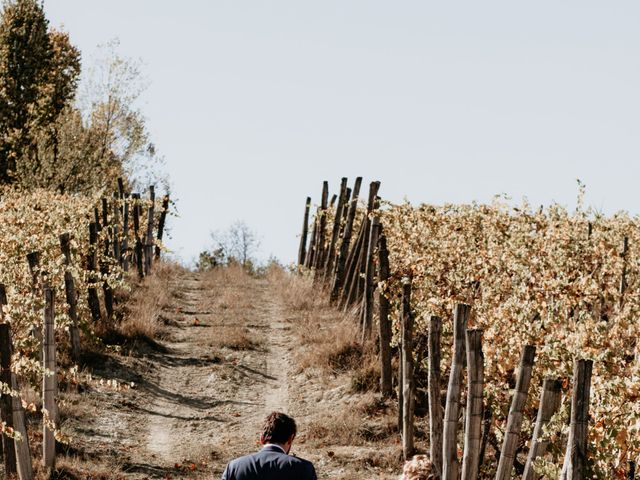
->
[
  {"left": 112, "top": 193, "right": 121, "bottom": 261},
  {"left": 144, "top": 186, "right": 156, "bottom": 275},
  {"left": 0, "top": 319, "right": 33, "bottom": 480},
  {"left": 304, "top": 208, "right": 318, "bottom": 270},
  {"left": 620, "top": 236, "right": 629, "bottom": 307},
  {"left": 347, "top": 182, "right": 380, "bottom": 309},
  {"left": 340, "top": 220, "right": 366, "bottom": 308},
  {"left": 323, "top": 178, "right": 348, "bottom": 277},
  {"left": 343, "top": 181, "right": 380, "bottom": 309},
  {"left": 442, "top": 303, "right": 471, "bottom": 480},
  {"left": 401, "top": 280, "right": 415, "bottom": 459},
  {"left": 377, "top": 234, "right": 392, "bottom": 398},
  {"left": 462, "top": 328, "right": 484, "bottom": 480},
  {"left": 0, "top": 287, "right": 17, "bottom": 476},
  {"left": 561, "top": 359, "right": 593, "bottom": 480},
  {"left": 297, "top": 197, "right": 311, "bottom": 267},
  {"left": 312, "top": 182, "right": 329, "bottom": 271},
  {"left": 331, "top": 177, "right": 362, "bottom": 301},
  {"left": 495, "top": 345, "right": 537, "bottom": 480},
  {"left": 100, "top": 199, "right": 114, "bottom": 320},
  {"left": 155, "top": 194, "right": 170, "bottom": 260},
  {"left": 26, "top": 252, "right": 43, "bottom": 360},
  {"left": 42, "top": 287, "right": 57, "bottom": 470},
  {"left": 523, "top": 378, "right": 563, "bottom": 480},
  {"left": 132, "top": 193, "right": 144, "bottom": 279},
  {"left": 361, "top": 215, "right": 381, "bottom": 342},
  {"left": 329, "top": 185, "right": 351, "bottom": 280},
  {"left": 87, "top": 223, "right": 102, "bottom": 321},
  {"left": 428, "top": 315, "right": 444, "bottom": 478},
  {"left": 59, "top": 233, "right": 81, "bottom": 361},
  {"left": 122, "top": 193, "right": 130, "bottom": 271}
]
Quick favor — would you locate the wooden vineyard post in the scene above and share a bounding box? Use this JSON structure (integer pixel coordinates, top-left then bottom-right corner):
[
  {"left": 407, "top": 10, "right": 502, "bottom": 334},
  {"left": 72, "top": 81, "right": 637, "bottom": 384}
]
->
[
  {"left": 59, "top": 234, "right": 81, "bottom": 361},
  {"left": 479, "top": 407, "right": 493, "bottom": 472},
  {"left": 428, "top": 315, "right": 443, "bottom": 477},
  {"left": 155, "top": 194, "right": 170, "bottom": 260},
  {"left": 377, "top": 234, "right": 392, "bottom": 397},
  {"left": 323, "top": 178, "right": 348, "bottom": 280},
  {"left": 298, "top": 197, "right": 311, "bottom": 268},
  {"left": 87, "top": 223, "right": 102, "bottom": 322},
  {"left": 93, "top": 206, "right": 100, "bottom": 229},
  {"left": 327, "top": 185, "right": 351, "bottom": 281},
  {"left": 329, "top": 185, "right": 351, "bottom": 280},
  {"left": 313, "top": 181, "right": 329, "bottom": 272},
  {"left": 0, "top": 319, "right": 33, "bottom": 480},
  {"left": 343, "top": 181, "right": 380, "bottom": 310},
  {"left": 101, "top": 198, "right": 114, "bottom": 320},
  {"left": 144, "top": 186, "right": 156, "bottom": 275},
  {"left": 620, "top": 236, "right": 628, "bottom": 307},
  {"left": 132, "top": 193, "right": 144, "bottom": 279},
  {"left": 331, "top": 177, "right": 362, "bottom": 302},
  {"left": 0, "top": 285, "right": 17, "bottom": 476},
  {"left": 112, "top": 193, "right": 121, "bottom": 262},
  {"left": 26, "top": 252, "right": 43, "bottom": 358},
  {"left": 561, "top": 359, "right": 593, "bottom": 480},
  {"left": 354, "top": 183, "right": 381, "bottom": 306},
  {"left": 461, "top": 328, "right": 484, "bottom": 480},
  {"left": 122, "top": 193, "right": 130, "bottom": 271},
  {"left": 442, "top": 303, "right": 471, "bottom": 480},
  {"left": 401, "top": 280, "right": 414, "bottom": 459},
  {"left": 101, "top": 197, "right": 110, "bottom": 255},
  {"left": 26, "top": 252, "right": 40, "bottom": 288},
  {"left": 361, "top": 215, "right": 381, "bottom": 342},
  {"left": 304, "top": 209, "right": 318, "bottom": 270},
  {"left": 340, "top": 219, "right": 365, "bottom": 309},
  {"left": 523, "top": 378, "right": 563, "bottom": 480},
  {"left": 495, "top": 345, "right": 537, "bottom": 480},
  {"left": 627, "top": 462, "right": 635, "bottom": 480},
  {"left": 42, "top": 287, "right": 57, "bottom": 470}
]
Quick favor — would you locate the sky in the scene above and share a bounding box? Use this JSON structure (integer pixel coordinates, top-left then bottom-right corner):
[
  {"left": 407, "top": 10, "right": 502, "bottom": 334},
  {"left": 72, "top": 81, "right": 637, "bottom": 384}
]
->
[{"left": 44, "top": 1, "right": 640, "bottom": 265}]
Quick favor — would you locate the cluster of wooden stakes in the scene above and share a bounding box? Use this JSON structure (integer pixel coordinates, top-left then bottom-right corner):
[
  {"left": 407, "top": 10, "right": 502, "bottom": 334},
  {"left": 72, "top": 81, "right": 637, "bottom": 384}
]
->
[
  {"left": 297, "top": 177, "right": 608, "bottom": 480},
  {"left": 0, "top": 179, "right": 169, "bottom": 479}
]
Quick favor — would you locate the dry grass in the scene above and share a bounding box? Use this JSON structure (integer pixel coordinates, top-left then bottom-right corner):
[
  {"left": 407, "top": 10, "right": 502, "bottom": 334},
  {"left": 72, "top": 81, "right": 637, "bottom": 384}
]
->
[
  {"left": 117, "top": 261, "right": 183, "bottom": 339},
  {"left": 268, "top": 266, "right": 401, "bottom": 465},
  {"left": 210, "top": 325, "right": 262, "bottom": 350},
  {"left": 267, "top": 266, "right": 327, "bottom": 311},
  {"left": 268, "top": 267, "right": 367, "bottom": 375},
  {"left": 305, "top": 393, "right": 397, "bottom": 446},
  {"left": 201, "top": 264, "right": 256, "bottom": 311},
  {"left": 270, "top": 268, "right": 383, "bottom": 395}
]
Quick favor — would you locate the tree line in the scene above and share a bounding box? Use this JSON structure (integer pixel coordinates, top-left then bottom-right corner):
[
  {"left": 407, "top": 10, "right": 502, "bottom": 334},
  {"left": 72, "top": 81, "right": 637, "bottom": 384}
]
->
[{"left": 0, "top": 0, "right": 165, "bottom": 194}]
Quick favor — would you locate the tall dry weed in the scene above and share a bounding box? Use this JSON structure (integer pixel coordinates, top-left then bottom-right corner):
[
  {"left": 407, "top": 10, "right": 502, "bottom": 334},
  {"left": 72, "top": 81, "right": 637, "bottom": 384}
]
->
[{"left": 118, "top": 261, "right": 184, "bottom": 339}]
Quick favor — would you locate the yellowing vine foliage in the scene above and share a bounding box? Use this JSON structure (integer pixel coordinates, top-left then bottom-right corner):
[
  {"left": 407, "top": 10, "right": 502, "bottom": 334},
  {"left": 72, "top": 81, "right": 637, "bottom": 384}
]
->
[
  {"left": 0, "top": 187, "right": 159, "bottom": 435},
  {"left": 381, "top": 195, "right": 640, "bottom": 478}
]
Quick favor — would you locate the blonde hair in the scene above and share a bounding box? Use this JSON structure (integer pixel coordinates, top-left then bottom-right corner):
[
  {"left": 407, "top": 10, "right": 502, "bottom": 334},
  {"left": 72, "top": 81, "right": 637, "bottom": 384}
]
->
[{"left": 400, "top": 455, "right": 436, "bottom": 480}]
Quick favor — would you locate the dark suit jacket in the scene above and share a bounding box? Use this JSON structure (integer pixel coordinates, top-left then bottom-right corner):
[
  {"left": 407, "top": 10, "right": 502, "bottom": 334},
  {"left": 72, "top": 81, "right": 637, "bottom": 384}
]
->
[{"left": 221, "top": 444, "right": 317, "bottom": 480}]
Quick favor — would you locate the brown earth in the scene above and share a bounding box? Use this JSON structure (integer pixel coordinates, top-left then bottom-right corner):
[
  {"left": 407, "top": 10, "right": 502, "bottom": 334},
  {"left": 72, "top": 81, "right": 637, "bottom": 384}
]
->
[{"left": 57, "top": 266, "right": 404, "bottom": 479}]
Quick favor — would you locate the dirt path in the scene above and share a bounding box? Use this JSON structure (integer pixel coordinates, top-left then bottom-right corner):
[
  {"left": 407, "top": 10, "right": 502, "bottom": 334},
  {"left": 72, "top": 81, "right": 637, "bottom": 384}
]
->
[
  {"left": 62, "top": 267, "right": 400, "bottom": 479},
  {"left": 134, "top": 270, "right": 295, "bottom": 476}
]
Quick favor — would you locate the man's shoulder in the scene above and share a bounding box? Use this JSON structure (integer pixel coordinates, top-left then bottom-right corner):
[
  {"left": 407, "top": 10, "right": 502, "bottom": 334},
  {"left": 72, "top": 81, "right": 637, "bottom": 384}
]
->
[
  {"left": 226, "top": 450, "right": 263, "bottom": 467},
  {"left": 224, "top": 449, "right": 316, "bottom": 478},
  {"left": 285, "top": 454, "right": 314, "bottom": 467}
]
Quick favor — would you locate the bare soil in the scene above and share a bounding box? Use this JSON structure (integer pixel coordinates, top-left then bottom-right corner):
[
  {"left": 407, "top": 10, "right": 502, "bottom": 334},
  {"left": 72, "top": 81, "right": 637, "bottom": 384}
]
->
[{"left": 58, "top": 267, "right": 403, "bottom": 479}]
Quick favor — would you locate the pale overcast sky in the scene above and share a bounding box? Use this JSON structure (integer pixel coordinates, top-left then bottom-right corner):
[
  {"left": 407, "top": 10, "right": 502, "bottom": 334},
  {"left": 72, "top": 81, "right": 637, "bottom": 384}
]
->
[{"left": 44, "top": 1, "right": 640, "bottom": 264}]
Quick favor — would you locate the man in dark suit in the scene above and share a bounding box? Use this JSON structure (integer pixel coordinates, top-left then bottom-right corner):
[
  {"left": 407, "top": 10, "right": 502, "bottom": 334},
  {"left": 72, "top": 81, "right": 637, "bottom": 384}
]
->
[{"left": 221, "top": 411, "right": 317, "bottom": 480}]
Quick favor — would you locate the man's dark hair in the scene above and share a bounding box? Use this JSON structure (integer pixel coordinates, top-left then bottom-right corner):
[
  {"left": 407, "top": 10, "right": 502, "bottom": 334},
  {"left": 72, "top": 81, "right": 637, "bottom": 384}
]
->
[{"left": 261, "top": 411, "right": 297, "bottom": 444}]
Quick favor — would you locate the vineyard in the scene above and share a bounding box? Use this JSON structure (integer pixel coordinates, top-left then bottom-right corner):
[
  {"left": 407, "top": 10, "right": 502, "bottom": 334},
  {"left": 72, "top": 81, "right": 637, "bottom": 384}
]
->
[
  {"left": 0, "top": 182, "right": 170, "bottom": 478},
  {"left": 299, "top": 177, "right": 640, "bottom": 479}
]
